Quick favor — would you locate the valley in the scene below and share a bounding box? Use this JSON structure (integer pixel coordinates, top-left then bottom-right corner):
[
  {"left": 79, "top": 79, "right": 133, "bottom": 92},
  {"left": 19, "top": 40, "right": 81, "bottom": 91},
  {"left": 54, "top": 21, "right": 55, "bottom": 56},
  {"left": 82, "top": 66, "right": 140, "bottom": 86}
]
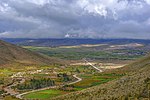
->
[{"left": 0, "top": 39, "right": 150, "bottom": 100}]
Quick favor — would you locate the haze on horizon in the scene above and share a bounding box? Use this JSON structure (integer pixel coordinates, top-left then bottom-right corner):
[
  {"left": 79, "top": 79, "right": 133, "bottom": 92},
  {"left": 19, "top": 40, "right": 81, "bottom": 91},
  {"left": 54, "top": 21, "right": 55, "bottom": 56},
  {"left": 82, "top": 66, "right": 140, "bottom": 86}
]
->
[{"left": 0, "top": 0, "right": 150, "bottom": 39}]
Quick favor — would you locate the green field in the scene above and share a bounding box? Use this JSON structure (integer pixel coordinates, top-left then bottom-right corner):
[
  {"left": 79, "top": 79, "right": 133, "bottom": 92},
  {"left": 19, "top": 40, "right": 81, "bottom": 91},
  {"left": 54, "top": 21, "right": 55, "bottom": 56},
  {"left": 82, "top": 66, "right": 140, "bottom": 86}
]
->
[
  {"left": 24, "top": 46, "right": 146, "bottom": 60},
  {"left": 23, "top": 89, "right": 69, "bottom": 99}
]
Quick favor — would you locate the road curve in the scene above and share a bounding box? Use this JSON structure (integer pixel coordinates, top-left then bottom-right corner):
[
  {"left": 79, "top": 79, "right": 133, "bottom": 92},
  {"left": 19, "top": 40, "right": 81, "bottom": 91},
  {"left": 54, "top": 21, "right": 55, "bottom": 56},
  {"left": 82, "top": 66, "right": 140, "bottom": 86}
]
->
[
  {"left": 68, "top": 74, "right": 82, "bottom": 85},
  {"left": 2, "top": 78, "right": 25, "bottom": 96}
]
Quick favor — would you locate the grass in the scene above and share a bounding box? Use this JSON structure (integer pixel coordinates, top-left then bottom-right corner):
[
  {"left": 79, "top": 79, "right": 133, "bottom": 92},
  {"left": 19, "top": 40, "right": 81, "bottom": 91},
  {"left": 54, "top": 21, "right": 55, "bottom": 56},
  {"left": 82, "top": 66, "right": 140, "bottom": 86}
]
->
[
  {"left": 51, "top": 60, "right": 150, "bottom": 100},
  {"left": 23, "top": 89, "right": 69, "bottom": 99},
  {"left": 0, "top": 69, "right": 14, "bottom": 76},
  {"left": 4, "top": 96, "right": 20, "bottom": 100}
]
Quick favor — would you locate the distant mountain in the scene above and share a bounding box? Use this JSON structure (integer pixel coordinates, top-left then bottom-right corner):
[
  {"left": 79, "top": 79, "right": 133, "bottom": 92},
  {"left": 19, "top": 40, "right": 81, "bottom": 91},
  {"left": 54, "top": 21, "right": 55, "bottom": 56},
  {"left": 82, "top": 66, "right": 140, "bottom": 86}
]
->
[
  {"left": 53, "top": 54, "right": 150, "bottom": 100},
  {"left": 1, "top": 38, "right": 150, "bottom": 47},
  {"left": 0, "top": 40, "right": 61, "bottom": 66}
]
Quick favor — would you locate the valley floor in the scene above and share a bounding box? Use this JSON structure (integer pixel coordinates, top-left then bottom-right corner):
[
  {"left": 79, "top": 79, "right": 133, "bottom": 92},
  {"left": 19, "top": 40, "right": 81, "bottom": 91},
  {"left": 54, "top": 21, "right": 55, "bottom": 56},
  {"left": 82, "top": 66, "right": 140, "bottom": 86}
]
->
[{"left": 1, "top": 41, "right": 150, "bottom": 100}]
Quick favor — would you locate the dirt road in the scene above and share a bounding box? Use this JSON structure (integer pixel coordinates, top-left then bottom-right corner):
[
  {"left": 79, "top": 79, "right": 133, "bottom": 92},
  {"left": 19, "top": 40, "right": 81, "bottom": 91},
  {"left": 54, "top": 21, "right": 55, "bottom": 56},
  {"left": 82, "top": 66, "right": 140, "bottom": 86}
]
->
[
  {"left": 83, "top": 59, "right": 103, "bottom": 72},
  {"left": 3, "top": 78, "right": 25, "bottom": 96}
]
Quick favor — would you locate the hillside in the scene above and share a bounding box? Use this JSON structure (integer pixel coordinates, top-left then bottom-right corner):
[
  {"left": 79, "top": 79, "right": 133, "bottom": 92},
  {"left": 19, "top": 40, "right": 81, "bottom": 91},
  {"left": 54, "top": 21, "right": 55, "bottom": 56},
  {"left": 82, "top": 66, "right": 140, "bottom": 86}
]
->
[
  {"left": 52, "top": 55, "right": 150, "bottom": 100},
  {"left": 0, "top": 40, "right": 61, "bottom": 66}
]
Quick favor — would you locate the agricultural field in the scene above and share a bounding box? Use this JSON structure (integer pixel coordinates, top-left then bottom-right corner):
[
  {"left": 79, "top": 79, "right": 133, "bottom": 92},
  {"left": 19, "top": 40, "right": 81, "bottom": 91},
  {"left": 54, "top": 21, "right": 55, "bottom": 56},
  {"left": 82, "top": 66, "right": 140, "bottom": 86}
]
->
[
  {"left": 1, "top": 58, "right": 126, "bottom": 100},
  {"left": 23, "top": 43, "right": 148, "bottom": 61},
  {"left": 21, "top": 71, "right": 125, "bottom": 99},
  {"left": 19, "top": 62, "right": 125, "bottom": 100}
]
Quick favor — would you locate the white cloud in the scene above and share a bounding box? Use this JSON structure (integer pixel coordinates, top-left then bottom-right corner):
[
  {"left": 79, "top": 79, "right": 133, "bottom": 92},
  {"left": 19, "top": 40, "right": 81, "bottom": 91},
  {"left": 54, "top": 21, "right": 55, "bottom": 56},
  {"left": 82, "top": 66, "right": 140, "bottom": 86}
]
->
[
  {"left": 0, "top": 0, "right": 150, "bottom": 39},
  {"left": 22, "top": 0, "right": 50, "bottom": 5},
  {"left": 145, "top": 0, "right": 150, "bottom": 4}
]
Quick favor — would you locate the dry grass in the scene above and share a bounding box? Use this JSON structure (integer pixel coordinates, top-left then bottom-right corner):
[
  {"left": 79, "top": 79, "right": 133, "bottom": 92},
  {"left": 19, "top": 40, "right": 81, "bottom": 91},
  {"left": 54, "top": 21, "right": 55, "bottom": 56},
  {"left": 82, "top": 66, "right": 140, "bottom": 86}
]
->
[
  {"left": 0, "top": 40, "right": 65, "bottom": 67},
  {"left": 51, "top": 54, "right": 150, "bottom": 100}
]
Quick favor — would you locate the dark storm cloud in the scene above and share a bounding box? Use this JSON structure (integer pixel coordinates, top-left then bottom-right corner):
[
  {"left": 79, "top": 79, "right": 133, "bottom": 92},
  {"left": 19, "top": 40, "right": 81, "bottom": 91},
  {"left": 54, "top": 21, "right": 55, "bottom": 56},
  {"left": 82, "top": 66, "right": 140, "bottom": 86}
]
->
[{"left": 0, "top": 0, "right": 150, "bottom": 39}]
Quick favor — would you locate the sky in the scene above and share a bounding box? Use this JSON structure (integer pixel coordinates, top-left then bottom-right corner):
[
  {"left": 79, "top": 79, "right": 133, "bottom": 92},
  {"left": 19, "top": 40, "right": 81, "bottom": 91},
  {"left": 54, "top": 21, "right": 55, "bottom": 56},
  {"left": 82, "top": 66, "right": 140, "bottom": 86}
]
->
[{"left": 0, "top": 0, "right": 150, "bottom": 39}]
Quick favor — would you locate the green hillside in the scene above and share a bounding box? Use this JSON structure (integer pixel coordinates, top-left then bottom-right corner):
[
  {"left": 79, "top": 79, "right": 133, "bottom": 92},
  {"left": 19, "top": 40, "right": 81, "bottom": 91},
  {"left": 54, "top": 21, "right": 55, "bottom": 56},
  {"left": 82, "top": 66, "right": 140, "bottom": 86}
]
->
[{"left": 52, "top": 55, "right": 150, "bottom": 100}]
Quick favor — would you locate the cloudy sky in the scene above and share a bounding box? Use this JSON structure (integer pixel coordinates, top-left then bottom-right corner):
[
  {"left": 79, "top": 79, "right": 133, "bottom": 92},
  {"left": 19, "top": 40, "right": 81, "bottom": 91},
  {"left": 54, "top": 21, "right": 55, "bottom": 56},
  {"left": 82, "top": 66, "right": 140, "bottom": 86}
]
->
[{"left": 0, "top": 0, "right": 150, "bottom": 39}]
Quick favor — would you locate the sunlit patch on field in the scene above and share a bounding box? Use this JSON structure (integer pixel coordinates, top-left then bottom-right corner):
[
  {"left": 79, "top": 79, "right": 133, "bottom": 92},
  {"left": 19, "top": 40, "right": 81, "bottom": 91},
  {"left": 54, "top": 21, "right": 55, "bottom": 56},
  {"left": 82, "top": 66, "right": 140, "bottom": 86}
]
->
[{"left": 23, "top": 89, "right": 69, "bottom": 99}]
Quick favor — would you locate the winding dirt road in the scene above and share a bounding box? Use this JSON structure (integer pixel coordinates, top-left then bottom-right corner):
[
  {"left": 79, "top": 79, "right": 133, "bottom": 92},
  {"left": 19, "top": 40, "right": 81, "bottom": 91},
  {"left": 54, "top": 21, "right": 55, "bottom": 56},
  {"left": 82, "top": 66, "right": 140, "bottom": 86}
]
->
[
  {"left": 15, "top": 74, "right": 82, "bottom": 99},
  {"left": 68, "top": 74, "right": 82, "bottom": 85}
]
